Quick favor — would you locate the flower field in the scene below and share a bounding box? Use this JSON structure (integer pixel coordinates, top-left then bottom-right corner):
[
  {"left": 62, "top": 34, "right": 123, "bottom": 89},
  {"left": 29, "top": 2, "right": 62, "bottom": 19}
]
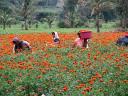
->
[{"left": 0, "top": 32, "right": 128, "bottom": 96}]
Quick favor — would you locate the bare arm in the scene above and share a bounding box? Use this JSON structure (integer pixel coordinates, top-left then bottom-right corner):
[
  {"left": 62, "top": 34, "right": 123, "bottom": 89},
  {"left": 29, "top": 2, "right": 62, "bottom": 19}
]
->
[
  {"left": 86, "top": 39, "right": 89, "bottom": 48},
  {"left": 72, "top": 42, "right": 76, "bottom": 48},
  {"left": 13, "top": 45, "right": 16, "bottom": 53},
  {"left": 23, "top": 41, "right": 32, "bottom": 49}
]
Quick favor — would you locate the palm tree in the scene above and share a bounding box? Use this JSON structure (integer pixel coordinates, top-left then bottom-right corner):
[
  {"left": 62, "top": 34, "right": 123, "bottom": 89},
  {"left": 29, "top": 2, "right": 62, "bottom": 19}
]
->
[
  {"left": 63, "top": 0, "right": 79, "bottom": 28},
  {"left": 91, "top": 0, "right": 114, "bottom": 32}
]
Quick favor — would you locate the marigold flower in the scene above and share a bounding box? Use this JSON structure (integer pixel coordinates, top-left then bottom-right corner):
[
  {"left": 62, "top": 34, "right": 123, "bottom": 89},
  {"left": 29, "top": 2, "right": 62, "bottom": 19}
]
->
[
  {"left": 0, "top": 66, "right": 4, "bottom": 70},
  {"left": 63, "top": 86, "right": 68, "bottom": 91}
]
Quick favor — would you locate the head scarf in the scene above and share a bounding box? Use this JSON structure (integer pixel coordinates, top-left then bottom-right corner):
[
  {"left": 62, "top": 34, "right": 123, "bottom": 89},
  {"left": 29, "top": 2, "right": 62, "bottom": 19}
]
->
[{"left": 13, "top": 37, "right": 20, "bottom": 42}]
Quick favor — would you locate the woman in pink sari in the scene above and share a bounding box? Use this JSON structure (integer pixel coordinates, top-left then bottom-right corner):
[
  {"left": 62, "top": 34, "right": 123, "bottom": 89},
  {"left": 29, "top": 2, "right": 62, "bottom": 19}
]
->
[{"left": 73, "top": 32, "right": 89, "bottom": 48}]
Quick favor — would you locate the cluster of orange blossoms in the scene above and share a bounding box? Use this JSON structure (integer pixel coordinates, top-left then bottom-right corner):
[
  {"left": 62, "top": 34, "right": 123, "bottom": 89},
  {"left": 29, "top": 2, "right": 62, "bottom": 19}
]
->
[{"left": 0, "top": 32, "right": 126, "bottom": 56}]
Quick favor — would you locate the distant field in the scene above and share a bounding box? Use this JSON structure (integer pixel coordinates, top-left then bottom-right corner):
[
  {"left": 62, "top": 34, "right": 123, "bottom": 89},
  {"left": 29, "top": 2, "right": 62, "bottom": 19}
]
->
[{"left": 0, "top": 22, "right": 116, "bottom": 34}]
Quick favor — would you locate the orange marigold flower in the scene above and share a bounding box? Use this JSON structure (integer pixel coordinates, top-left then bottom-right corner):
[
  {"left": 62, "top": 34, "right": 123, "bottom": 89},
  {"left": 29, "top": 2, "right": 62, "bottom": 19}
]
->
[
  {"left": 0, "top": 66, "right": 4, "bottom": 70},
  {"left": 96, "top": 72, "right": 102, "bottom": 78},
  {"left": 93, "top": 56, "right": 97, "bottom": 60},
  {"left": 36, "top": 75, "right": 42, "bottom": 79},
  {"left": 63, "top": 86, "right": 68, "bottom": 91},
  {"left": 7, "top": 80, "right": 13, "bottom": 84},
  {"left": 84, "top": 86, "right": 92, "bottom": 92},
  {"left": 99, "top": 79, "right": 104, "bottom": 82},
  {"left": 81, "top": 91, "right": 86, "bottom": 95},
  {"left": 89, "top": 80, "right": 94, "bottom": 85}
]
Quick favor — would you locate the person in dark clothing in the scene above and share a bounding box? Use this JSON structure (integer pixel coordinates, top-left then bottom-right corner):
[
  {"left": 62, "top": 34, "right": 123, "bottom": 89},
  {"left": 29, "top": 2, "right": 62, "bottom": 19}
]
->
[
  {"left": 12, "top": 37, "right": 32, "bottom": 53},
  {"left": 116, "top": 34, "right": 128, "bottom": 46}
]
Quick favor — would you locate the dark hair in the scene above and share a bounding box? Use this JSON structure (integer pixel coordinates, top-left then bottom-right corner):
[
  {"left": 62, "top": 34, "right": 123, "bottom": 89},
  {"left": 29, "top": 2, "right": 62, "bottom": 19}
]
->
[
  {"left": 12, "top": 40, "right": 20, "bottom": 44},
  {"left": 13, "top": 41, "right": 16, "bottom": 44},
  {"left": 52, "top": 32, "right": 55, "bottom": 35},
  {"left": 77, "top": 32, "right": 81, "bottom": 38}
]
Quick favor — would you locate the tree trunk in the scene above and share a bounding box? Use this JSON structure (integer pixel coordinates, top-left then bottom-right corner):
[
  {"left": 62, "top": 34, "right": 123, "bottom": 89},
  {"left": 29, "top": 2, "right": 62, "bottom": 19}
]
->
[
  {"left": 96, "top": 15, "right": 100, "bottom": 32},
  {"left": 70, "top": 12, "right": 75, "bottom": 28},
  {"left": 71, "top": 20, "right": 74, "bottom": 28},
  {"left": 49, "top": 23, "right": 52, "bottom": 28},
  {"left": 105, "top": 19, "right": 108, "bottom": 23},
  {"left": 46, "top": 0, "right": 49, "bottom": 7},
  {"left": 3, "top": 21, "right": 6, "bottom": 30},
  {"left": 24, "top": 19, "right": 28, "bottom": 30},
  {"left": 122, "top": 18, "right": 126, "bottom": 30},
  {"left": 36, "top": 23, "right": 38, "bottom": 29},
  {"left": 120, "top": 18, "right": 126, "bottom": 31},
  {"left": 9, "top": 24, "right": 11, "bottom": 28}
]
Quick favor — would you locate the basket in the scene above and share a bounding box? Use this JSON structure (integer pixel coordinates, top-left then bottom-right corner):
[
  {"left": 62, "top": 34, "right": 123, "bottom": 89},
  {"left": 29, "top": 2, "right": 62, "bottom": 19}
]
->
[{"left": 80, "top": 30, "right": 92, "bottom": 39}]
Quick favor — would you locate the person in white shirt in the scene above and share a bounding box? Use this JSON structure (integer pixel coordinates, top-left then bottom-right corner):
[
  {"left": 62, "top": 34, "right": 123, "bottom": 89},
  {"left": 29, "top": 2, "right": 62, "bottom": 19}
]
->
[
  {"left": 52, "top": 32, "right": 60, "bottom": 44},
  {"left": 12, "top": 37, "right": 32, "bottom": 53}
]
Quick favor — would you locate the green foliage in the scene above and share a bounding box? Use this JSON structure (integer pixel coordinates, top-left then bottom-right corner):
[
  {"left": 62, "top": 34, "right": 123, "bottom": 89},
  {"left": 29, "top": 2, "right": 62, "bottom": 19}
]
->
[
  {"left": 0, "top": 10, "right": 14, "bottom": 30},
  {"left": 62, "top": 0, "right": 79, "bottom": 28},
  {"left": 0, "top": 43, "right": 128, "bottom": 96},
  {"left": 10, "top": 0, "right": 37, "bottom": 30},
  {"left": 58, "top": 21, "right": 68, "bottom": 28},
  {"left": 41, "top": 12, "right": 56, "bottom": 28},
  {"left": 116, "top": 0, "right": 128, "bottom": 29},
  {"left": 0, "top": 21, "right": 117, "bottom": 34},
  {"left": 91, "top": 0, "right": 115, "bottom": 32},
  {"left": 0, "top": 0, "right": 128, "bottom": 31}
]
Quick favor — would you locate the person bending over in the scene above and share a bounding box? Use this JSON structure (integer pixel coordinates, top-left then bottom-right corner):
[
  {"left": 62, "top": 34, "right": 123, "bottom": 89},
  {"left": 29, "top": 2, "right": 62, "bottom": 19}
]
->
[
  {"left": 12, "top": 37, "right": 32, "bottom": 53},
  {"left": 116, "top": 34, "right": 128, "bottom": 46},
  {"left": 73, "top": 32, "right": 89, "bottom": 48}
]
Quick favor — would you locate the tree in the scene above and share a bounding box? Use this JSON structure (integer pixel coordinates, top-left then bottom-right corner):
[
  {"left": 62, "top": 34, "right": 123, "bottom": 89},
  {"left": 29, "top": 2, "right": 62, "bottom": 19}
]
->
[
  {"left": 0, "top": 0, "right": 13, "bottom": 30},
  {"left": 46, "top": 0, "right": 49, "bottom": 7},
  {"left": 0, "top": 0, "right": 9, "bottom": 9},
  {"left": 42, "top": 13, "right": 56, "bottom": 28},
  {"left": 63, "top": 0, "right": 79, "bottom": 27},
  {"left": 11, "top": 0, "right": 37, "bottom": 30},
  {"left": 0, "top": 10, "right": 13, "bottom": 30},
  {"left": 116, "top": 0, "right": 128, "bottom": 30},
  {"left": 91, "top": 0, "right": 114, "bottom": 32}
]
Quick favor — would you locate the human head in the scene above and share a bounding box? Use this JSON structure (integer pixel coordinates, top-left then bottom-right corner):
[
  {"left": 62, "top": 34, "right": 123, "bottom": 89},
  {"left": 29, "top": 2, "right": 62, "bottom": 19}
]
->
[
  {"left": 52, "top": 32, "right": 55, "bottom": 35},
  {"left": 77, "top": 32, "right": 81, "bottom": 38},
  {"left": 52, "top": 32, "right": 55, "bottom": 37},
  {"left": 12, "top": 37, "right": 20, "bottom": 44},
  {"left": 52, "top": 32, "right": 59, "bottom": 39}
]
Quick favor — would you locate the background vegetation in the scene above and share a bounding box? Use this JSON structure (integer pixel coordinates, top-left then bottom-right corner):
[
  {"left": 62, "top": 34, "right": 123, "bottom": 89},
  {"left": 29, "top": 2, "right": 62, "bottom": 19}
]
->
[
  {"left": 0, "top": 0, "right": 128, "bottom": 34},
  {"left": 0, "top": 1, "right": 128, "bottom": 96}
]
